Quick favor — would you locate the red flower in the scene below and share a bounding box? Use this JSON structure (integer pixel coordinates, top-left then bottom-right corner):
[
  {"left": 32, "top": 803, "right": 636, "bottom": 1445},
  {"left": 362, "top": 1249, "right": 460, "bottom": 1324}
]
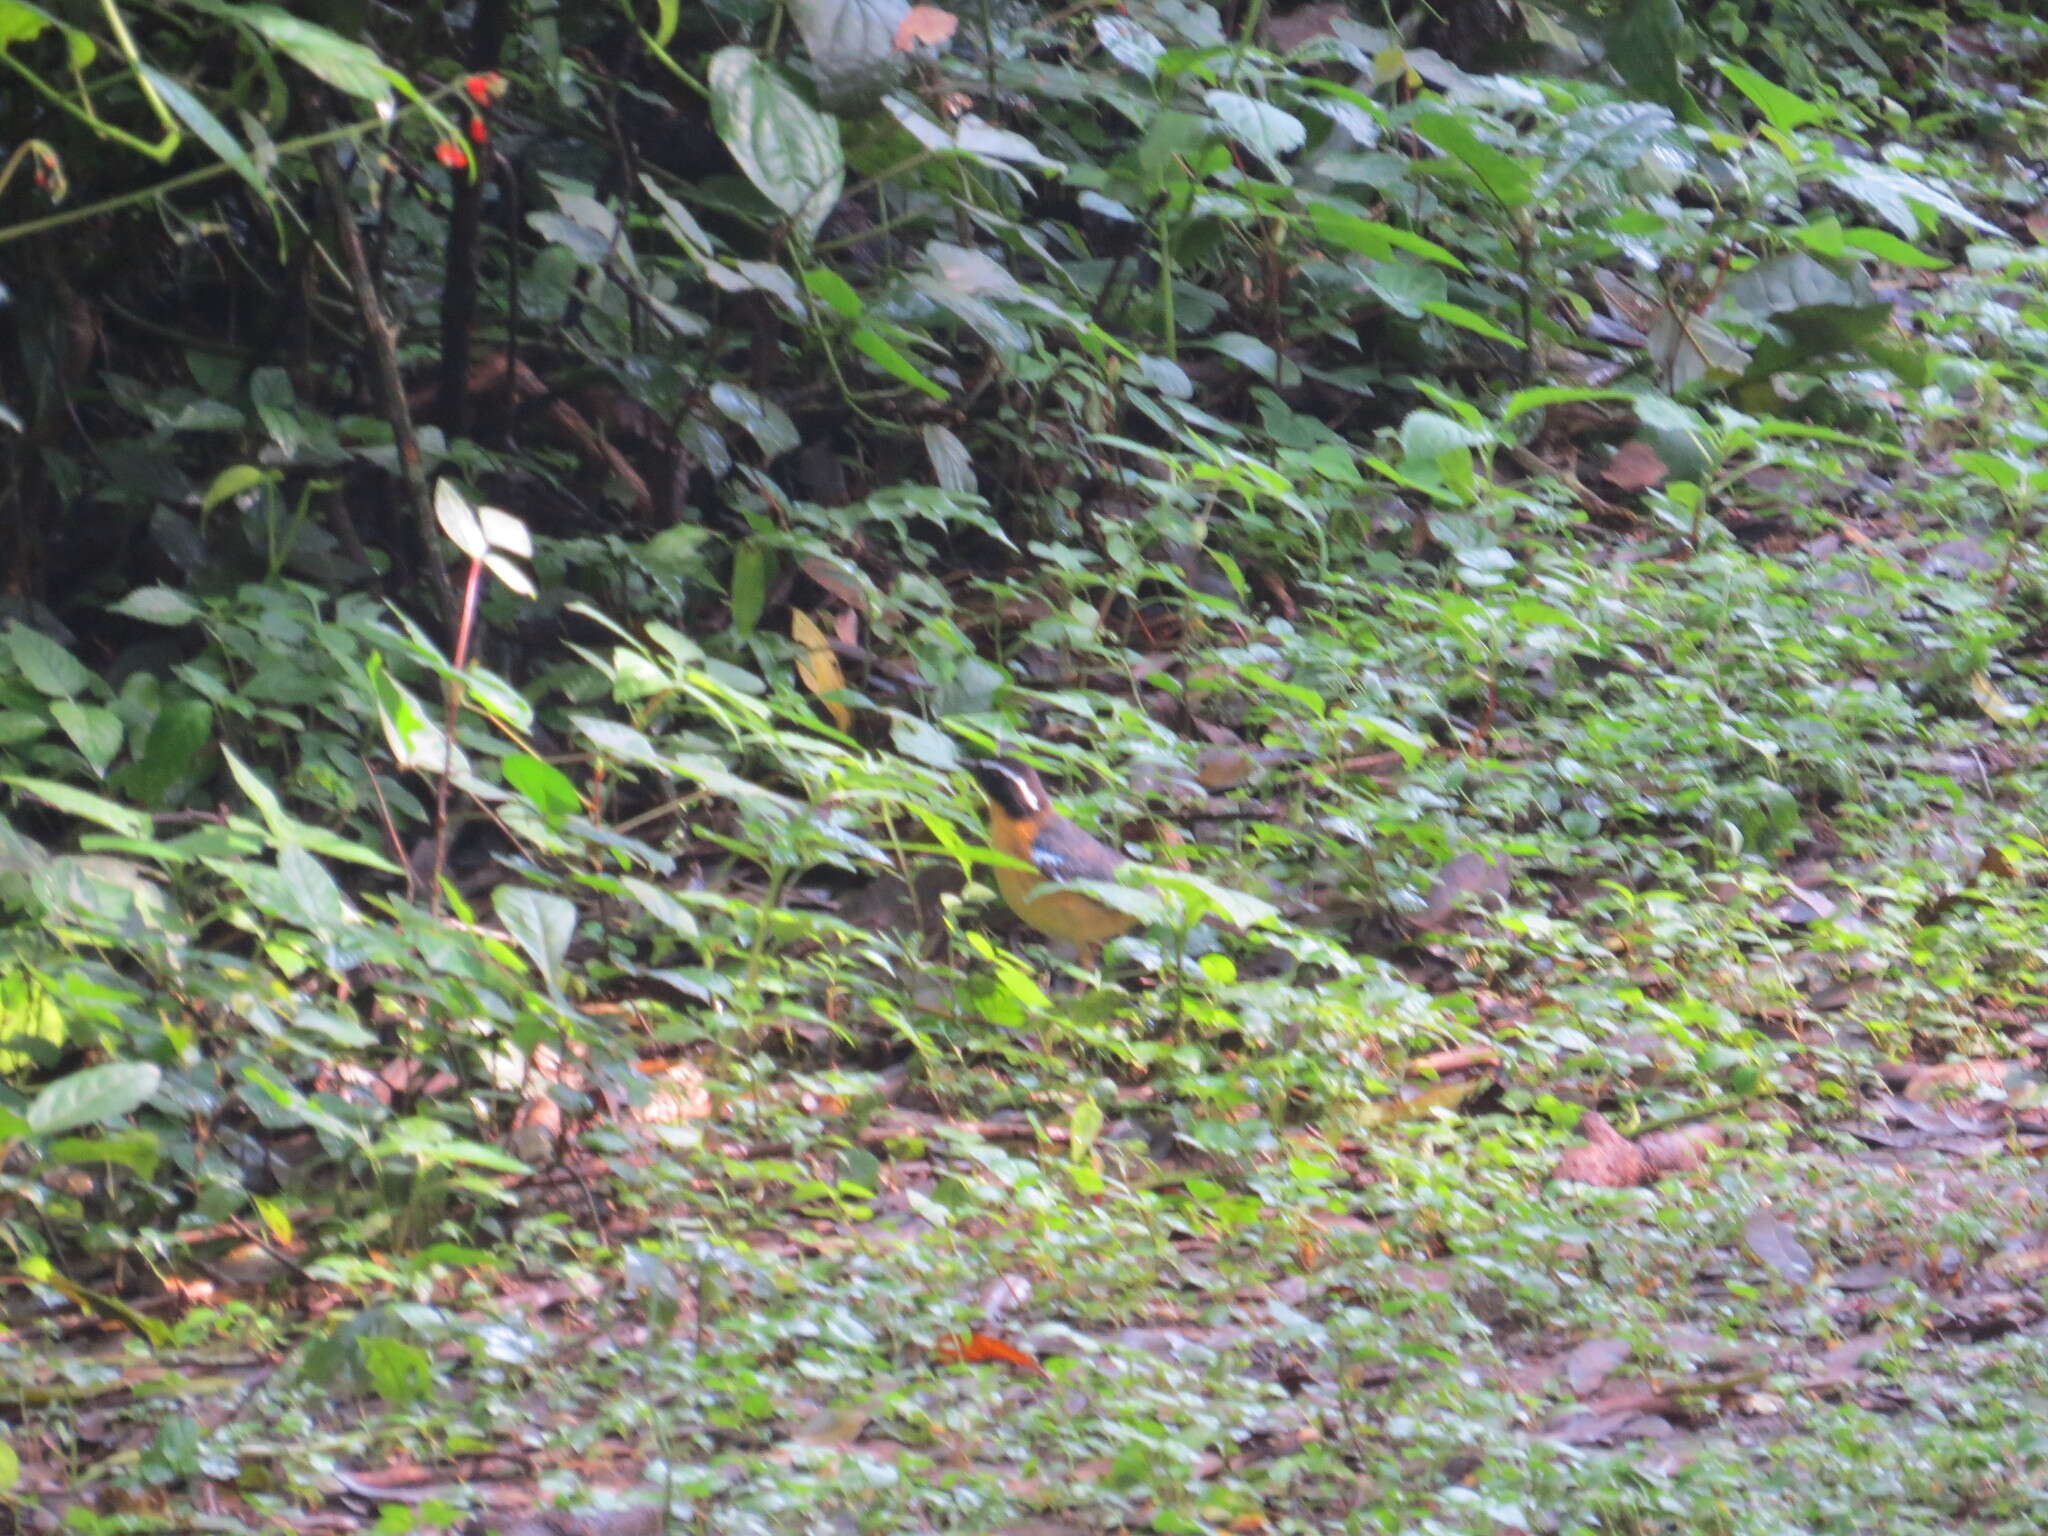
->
[
  {"left": 463, "top": 72, "right": 505, "bottom": 105},
  {"left": 468, "top": 114, "right": 489, "bottom": 144},
  {"left": 435, "top": 140, "right": 468, "bottom": 169}
]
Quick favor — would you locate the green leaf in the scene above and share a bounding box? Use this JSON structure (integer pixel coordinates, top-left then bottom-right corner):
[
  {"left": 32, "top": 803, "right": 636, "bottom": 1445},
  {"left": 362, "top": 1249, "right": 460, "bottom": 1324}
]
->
[
  {"left": 1094, "top": 15, "right": 1164, "bottom": 77},
  {"left": 110, "top": 585, "right": 203, "bottom": 625},
  {"left": 492, "top": 885, "right": 577, "bottom": 997},
  {"left": 27, "top": 1061, "right": 161, "bottom": 1136},
  {"left": 48, "top": 1128, "right": 160, "bottom": 1178},
  {"left": 1410, "top": 112, "right": 1534, "bottom": 209},
  {"left": 786, "top": 0, "right": 906, "bottom": 112},
  {"left": 239, "top": 8, "right": 399, "bottom": 104},
  {"left": 50, "top": 702, "right": 122, "bottom": 779},
  {"left": 707, "top": 47, "right": 844, "bottom": 245},
  {"left": 5, "top": 622, "right": 91, "bottom": 699},
  {"left": 708, "top": 381, "right": 800, "bottom": 458},
  {"left": 848, "top": 327, "right": 947, "bottom": 398},
  {"left": 122, "top": 700, "right": 207, "bottom": 811},
  {"left": 731, "top": 542, "right": 768, "bottom": 637},
  {"left": 503, "top": 753, "right": 582, "bottom": 823},
  {"left": 1204, "top": 91, "right": 1305, "bottom": 164},
  {"left": 1419, "top": 300, "right": 1523, "bottom": 347},
  {"left": 1501, "top": 386, "right": 1640, "bottom": 424},
  {"left": 4, "top": 776, "right": 150, "bottom": 837},
  {"left": 141, "top": 64, "right": 263, "bottom": 193},
  {"left": 804, "top": 267, "right": 863, "bottom": 319},
  {"left": 1602, "top": 0, "right": 1694, "bottom": 118},
  {"left": 1718, "top": 61, "right": 1826, "bottom": 135},
  {"left": 890, "top": 715, "right": 958, "bottom": 770},
  {"left": 1306, "top": 204, "right": 1466, "bottom": 270}
]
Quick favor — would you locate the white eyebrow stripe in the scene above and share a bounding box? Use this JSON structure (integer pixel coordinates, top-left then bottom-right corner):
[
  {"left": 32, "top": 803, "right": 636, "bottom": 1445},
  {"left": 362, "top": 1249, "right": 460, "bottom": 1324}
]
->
[{"left": 992, "top": 763, "right": 1047, "bottom": 815}]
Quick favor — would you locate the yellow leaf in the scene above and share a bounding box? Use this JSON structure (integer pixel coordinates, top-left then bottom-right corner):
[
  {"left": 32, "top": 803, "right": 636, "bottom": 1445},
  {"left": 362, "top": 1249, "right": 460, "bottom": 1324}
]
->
[
  {"left": 1971, "top": 670, "right": 2025, "bottom": 724},
  {"left": 791, "top": 609, "right": 853, "bottom": 730}
]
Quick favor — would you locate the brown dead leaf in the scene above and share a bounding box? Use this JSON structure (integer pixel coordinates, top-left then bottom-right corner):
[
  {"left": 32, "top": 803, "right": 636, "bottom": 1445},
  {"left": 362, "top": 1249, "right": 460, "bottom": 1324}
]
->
[
  {"left": 801, "top": 554, "right": 868, "bottom": 610},
  {"left": 1903, "top": 1059, "right": 2021, "bottom": 1101},
  {"left": 1409, "top": 851, "right": 1512, "bottom": 930},
  {"left": 894, "top": 4, "right": 958, "bottom": 50},
  {"left": 1551, "top": 1112, "right": 1651, "bottom": 1187},
  {"left": 1564, "top": 1337, "right": 1630, "bottom": 1398},
  {"left": 1601, "top": 439, "right": 1668, "bottom": 492},
  {"left": 1743, "top": 1208, "right": 1816, "bottom": 1287},
  {"left": 1636, "top": 1123, "right": 1725, "bottom": 1174}
]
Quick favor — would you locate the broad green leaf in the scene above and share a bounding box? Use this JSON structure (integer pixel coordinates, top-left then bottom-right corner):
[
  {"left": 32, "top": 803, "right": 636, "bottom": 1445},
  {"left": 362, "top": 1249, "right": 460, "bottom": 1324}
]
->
[
  {"left": 1306, "top": 204, "right": 1466, "bottom": 270},
  {"left": 492, "top": 885, "right": 577, "bottom": 997},
  {"left": 5, "top": 622, "right": 91, "bottom": 699},
  {"left": 4, "top": 776, "right": 150, "bottom": 837},
  {"left": 48, "top": 1128, "right": 160, "bottom": 1178},
  {"left": 0, "top": 970, "right": 65, "bottom": 1075},
  {"left": 1718, "top": 62, "right": 1825, "bottom": 135},
  {"left": 240, "top": 9, "right": 398, "bottom": 104},
  {"left": 1411, "top": 112, "right": 1534, "bottom": 209},
  {"left": 707, "top": 47, "right": 844, "bottom": 245},
  {"left": 787, "top": 0, "right": 906, "bottom": 111},
  {"left": 619, "top": 876, "right": 699, "bottom": 940},
  {"left": 110, "top": 585, "right": 203, "bottom": 625},
  {"left": 1205, "top": 91, "right": 1305, "bottom": 163},
  {"left": 708, "top": 381, "right": 800, "bottom": 458},
  {"left": 27, "top": 1061, "right": 161, "bottom": 1136},
  {"left": 804, "top": 267, "right": 863, "bottom": 319},
  {"left": 503, "top": 753, "right": 582, "bottom": 822},
  {"left": 50, "top": 702, "right": 121, "bottom": 779},
  {"left": 1095, "top": 15, "right": 1164, "bottom": 76}
]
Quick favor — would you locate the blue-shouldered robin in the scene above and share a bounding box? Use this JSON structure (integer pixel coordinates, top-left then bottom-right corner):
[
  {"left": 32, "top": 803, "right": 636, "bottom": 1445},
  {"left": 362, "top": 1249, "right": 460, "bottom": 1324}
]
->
[{"left": 968, "top": 757, "right": 1139, "bottom": 956}]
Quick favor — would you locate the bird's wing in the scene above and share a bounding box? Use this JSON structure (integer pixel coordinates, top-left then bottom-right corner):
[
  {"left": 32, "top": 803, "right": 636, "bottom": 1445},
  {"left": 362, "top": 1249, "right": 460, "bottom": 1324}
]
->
[{"left": 1027, "top": 821, "right": 1124, "bottom": 884}]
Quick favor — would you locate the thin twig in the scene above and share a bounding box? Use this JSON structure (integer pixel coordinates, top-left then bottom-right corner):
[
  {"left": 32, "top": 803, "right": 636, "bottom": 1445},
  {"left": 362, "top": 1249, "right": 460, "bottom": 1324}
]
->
[{"left": 315, "top": 145, "right": 456, "bottom": 625}]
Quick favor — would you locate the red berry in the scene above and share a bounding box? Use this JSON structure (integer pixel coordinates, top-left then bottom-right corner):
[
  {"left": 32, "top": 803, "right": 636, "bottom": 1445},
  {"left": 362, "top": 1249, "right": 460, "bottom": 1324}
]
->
[{"left": 435, "top": 140, "right": 467, "bottom": 169}]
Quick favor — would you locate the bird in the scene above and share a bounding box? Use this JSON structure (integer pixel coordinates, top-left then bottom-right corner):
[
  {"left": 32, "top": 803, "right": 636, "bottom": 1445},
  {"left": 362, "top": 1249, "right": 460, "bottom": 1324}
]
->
[{"left": 968, "top": 757, "right": 1140, "bottom": 958}]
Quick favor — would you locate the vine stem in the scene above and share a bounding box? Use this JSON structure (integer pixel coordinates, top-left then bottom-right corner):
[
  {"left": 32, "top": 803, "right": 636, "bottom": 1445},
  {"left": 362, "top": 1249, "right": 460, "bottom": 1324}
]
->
[{"left": 0, "top": 88, "right": 461, "bottom": 247}]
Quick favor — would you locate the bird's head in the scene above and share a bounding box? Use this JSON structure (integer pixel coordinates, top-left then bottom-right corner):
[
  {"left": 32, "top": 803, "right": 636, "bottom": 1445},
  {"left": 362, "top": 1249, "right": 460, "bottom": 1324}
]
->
[{"left": 968, "top": 757, "right": 1050, "bottom": 820}]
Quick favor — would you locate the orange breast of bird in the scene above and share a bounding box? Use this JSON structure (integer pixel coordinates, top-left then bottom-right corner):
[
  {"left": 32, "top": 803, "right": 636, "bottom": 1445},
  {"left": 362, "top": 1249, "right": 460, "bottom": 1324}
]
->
[{"left": 989, "top": 812, "right": 1139, "bottom": 947}]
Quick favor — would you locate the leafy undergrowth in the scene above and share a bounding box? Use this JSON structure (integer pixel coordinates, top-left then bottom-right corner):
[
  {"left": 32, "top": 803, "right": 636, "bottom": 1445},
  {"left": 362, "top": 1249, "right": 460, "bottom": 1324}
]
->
[{"left": 21, "top": 414, "right": 2048, "bottom": 1532}]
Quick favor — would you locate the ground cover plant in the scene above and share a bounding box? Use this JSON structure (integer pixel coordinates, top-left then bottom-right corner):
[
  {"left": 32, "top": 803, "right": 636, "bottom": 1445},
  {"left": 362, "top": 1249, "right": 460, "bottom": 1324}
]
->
[{"left": 6, "top": 0, "right": 2048, "bottom": 1531}]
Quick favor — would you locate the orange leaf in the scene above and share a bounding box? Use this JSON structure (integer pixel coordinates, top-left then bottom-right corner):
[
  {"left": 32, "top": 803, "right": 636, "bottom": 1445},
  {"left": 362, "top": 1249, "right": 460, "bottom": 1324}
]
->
[
  {"left": 935, "top": 1331, "right": 1048, "bottom": 1376},
  {"left": 895, "top": 4, "right": 958, "bottom": 50},
  {"left": 791, "top": 608, "right": 853, "bottom": 731}
]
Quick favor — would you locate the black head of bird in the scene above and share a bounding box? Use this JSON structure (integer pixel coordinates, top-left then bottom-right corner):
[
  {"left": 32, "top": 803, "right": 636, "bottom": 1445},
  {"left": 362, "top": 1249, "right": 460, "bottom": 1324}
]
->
[{"left": 968, "top": 757, "right": 1139, "bottom": 950}]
